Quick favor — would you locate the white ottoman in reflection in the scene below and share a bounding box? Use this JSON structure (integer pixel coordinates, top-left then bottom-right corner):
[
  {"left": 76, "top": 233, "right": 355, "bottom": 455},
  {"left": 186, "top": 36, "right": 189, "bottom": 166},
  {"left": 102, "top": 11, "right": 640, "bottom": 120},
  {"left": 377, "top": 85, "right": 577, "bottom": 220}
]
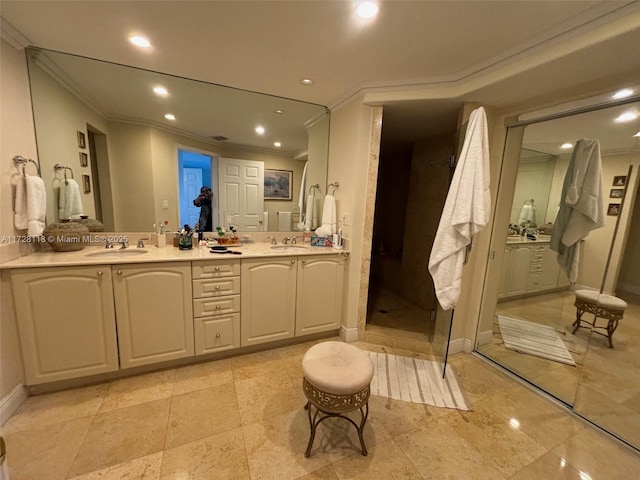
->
[
  {"left": 301, "top": 341, "right": 374, "bottom": 457},
  {"left": 573, "top": 289, "right": 628, "bottom": 348}
]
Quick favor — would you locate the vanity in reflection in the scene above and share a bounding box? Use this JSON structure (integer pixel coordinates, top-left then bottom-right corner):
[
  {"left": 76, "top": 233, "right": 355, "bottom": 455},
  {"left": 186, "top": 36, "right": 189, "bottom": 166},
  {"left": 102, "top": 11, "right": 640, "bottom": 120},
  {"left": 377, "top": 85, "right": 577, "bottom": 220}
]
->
[{"left": 476, "top": 96, "right": 640, "bottom": 450}]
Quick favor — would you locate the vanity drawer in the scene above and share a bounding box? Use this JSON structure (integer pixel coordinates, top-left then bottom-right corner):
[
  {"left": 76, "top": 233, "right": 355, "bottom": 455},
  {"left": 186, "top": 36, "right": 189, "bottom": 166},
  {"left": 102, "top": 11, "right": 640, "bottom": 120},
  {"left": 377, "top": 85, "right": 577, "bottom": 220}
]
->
[
  {"left": 194, "top": 313, "right": 240, "bottom": 354},
  {"left": 193, "top": 277, "right": 240, "bottom": 298},
  {"left": 530, "top": 263, "right": 543, "bottom": 273},
  {"left": 194, "top": 295, "right": 240, "bottom": 317},
  {"left": 192, "top": 260, "right": 240, "bottom": 279}
]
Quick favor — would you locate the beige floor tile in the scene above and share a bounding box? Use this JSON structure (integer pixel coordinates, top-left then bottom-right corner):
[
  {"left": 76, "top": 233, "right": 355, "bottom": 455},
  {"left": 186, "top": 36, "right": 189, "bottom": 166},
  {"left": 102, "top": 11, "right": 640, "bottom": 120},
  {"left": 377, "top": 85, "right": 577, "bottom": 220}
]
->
[
  {"left": 330, "top": 438, "right": 423, "bottom": 480},
  {"left": 172, "top": 358, "right": 234, "bottom": 396},
  {"left": 68, "top": 398, "right": 171, "bottom": 477},
  {"left": 3, "top": 383, "right": 108, "bottom": 434},
  {"left": 4, "top": 416, "right": 93, "bottom": 480},
  {"left": 160, "top": 428, "right": 250, "bottom": 479},
  {"left": 99, "top": 370, "right": 175, "bottom": 412},
  {"left": 509, "top": 451, "right": 583, "bottom": 480},
  {"left": 295, "top": 465, "right": 340, "bottom": 479},
  {"left": 394, "top": 417, "right": 505, "bottom": 479},
  {"left": 367, "top": 394, "right": 447, "bottom": 438},
  {"left": 235, "top": 370, "right": 306, "bottom": 426},
  {"left": 552, "top": 419, "right": 640, "bottom": 479},
  {"left": 447, "top": 353, "right": 514, "bottom": 403},
  {"left": 444, "top": 408, "right": 548, "bottom": 477},
  {"left": 165, "top": 383, "right": 241, "bottom": 449},
  {"left": 68, "top": 452, "right": 163, "bottom": 480}
]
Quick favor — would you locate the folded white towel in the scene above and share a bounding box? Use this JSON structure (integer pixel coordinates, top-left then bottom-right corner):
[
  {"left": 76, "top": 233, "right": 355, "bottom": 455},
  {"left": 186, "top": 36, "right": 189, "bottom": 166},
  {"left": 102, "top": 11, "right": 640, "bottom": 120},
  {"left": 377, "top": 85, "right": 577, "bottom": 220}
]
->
[
  {"left": 58, "top": 179, "right": 84, "bottom": 220},
  {"left": 298, "top": 162, "right": 308, "bottom": 217},
  {"left": 304, "top": 192, "right": 315, "bottom": 230},
  {"left": 14, "top": 176, "right": 29, "bottom": 230},
  {"left": 315, "top": 194, "right": 336, "bottom": 237},
  {"left": 25, "top": 174, "right": 47, "bottom": 236}
]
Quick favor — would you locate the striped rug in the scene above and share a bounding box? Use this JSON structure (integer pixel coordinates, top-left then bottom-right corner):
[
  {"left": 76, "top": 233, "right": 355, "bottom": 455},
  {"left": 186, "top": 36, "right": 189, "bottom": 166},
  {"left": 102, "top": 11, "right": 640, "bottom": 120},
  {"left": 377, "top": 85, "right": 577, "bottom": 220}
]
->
[
  {"left": 498, "top": 315, "right": 576, "bottom": 366},
  {"left": 366, "top": 352, "right": 470, "bottom": 411}
]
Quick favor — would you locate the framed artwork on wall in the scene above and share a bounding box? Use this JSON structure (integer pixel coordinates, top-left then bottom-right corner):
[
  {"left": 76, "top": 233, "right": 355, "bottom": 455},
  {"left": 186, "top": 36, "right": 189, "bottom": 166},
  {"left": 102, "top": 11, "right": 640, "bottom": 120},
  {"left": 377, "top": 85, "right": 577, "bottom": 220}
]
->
[
  {"left": 613, "top": 175, "right": 626, "bottom": 187},
  {"left": 82, "top": 174, "right": 91, "bottom": 193},
  {"left": 77, "top": 131, "right": 86, "bottom": 149},
  {"left": 607, "top": 203, "right": 620, "bottom": 216},
  {"left": 79, "top": 152, "right": 88, "bottom": 167},
  {"left": 264, "top": 169, "right": 293, "bottom": 200},
  {"left": 610, "top": 188, "right": 624, "bottom": 198}
]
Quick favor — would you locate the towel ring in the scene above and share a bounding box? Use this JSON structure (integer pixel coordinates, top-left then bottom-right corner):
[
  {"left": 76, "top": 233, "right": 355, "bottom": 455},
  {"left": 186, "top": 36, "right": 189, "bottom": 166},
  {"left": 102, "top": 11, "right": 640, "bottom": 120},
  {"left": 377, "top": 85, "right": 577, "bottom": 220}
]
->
[
  {"left": 308, "top": 184, "right": 320, "bottom": 194},
  {"left": 13, "top": 155, "right": 41, "bottom": 177},
  {"left": 54, "top": 163, "right": 74, "bottom": 185},
  {"left": 327, "top": 182, "right": 339, "bottom": 194}
]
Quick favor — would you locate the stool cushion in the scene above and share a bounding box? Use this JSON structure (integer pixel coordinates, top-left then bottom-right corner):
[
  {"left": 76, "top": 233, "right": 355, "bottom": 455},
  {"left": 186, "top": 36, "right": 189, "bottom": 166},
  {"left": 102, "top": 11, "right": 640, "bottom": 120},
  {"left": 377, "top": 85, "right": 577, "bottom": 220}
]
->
[
  {"left": 302, "top": 341, "right": 374, "bottom": 395},
  {"left": 575, "top": 289, "right": 628, "bottom": 310}
]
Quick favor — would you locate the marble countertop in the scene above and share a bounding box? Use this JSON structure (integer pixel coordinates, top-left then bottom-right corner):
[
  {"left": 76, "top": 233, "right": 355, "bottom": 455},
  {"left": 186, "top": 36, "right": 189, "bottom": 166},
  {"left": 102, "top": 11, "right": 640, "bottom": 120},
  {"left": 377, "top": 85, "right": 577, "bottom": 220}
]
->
[
  {"left": 0, "top": 242, "right": 345, "bottom": 270},
  {"left": 505, "top": 234, "right": 551, "bottom": 245}
]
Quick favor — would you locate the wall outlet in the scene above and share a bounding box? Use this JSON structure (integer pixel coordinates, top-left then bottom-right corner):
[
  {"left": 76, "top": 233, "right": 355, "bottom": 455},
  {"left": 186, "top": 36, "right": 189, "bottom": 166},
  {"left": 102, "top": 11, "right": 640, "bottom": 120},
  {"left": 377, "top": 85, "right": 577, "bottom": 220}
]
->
[
  {"left": 341, "top": 213, "right": 350, "bottom": 226},
  {"left": 162, "top": 200, "right": 169, "bottom": 210}
]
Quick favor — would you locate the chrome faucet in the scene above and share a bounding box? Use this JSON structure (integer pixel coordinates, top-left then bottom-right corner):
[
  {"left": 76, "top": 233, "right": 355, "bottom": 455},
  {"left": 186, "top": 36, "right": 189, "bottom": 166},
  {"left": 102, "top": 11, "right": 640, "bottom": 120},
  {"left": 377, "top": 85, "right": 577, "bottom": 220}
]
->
[
  {"left": 105, "top": 240, "right": 114, "bottom": 249},
  {"left": 266, "top": 235, "right": 277, "bottom": 245},
  {"left": 282, "top": 237, "right": 290, "bottom": 245},
  {"left": 137, "top": 237, "right": 150, "bottom": 248},
  {"left": 119, "top": 240, "right": 129, "bottom": 249},
  {"left": 291, "top": 236, "right": 298, "bottom": 244}
]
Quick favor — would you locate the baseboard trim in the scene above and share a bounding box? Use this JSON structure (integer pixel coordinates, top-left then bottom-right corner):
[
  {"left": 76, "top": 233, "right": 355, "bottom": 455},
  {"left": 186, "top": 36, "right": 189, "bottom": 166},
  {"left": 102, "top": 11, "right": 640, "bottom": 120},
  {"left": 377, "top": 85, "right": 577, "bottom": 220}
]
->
[
  {"left": 0, "top": 384, "right": 28, "bottom": 425},
  {"left": 340, "top": 326, "right": 359, "bottom": 343},
  {"left": 448, "top": 337, "right": 473, "bottom": 355},
  {"left": 477, "top": 329, "right": 493, "bottom": 346}
]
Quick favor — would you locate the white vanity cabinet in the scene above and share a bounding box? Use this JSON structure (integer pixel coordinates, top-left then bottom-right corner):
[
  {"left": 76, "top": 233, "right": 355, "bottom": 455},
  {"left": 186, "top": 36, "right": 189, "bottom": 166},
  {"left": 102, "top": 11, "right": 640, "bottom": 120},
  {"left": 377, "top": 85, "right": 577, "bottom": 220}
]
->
[
  {"left": 295, "top": 255, "right": 344, "bottom": 336},
  {"left": 10, "top": 266, "right": 119, "bottom": 384},
  {"left": 241, "top": 254, "right": 344, "bottom": 346},
  {"left": 499, "top": 245, "right": 533, "bottom": 298},
  {"left": 192, "top": 259, "right": 241, "bottom": 354},
  {"left": 241, "top": 257, "right": 297, "bottom": 346},
  {"left": 112, "top": 262, "right": 194, "bottom": 368}
]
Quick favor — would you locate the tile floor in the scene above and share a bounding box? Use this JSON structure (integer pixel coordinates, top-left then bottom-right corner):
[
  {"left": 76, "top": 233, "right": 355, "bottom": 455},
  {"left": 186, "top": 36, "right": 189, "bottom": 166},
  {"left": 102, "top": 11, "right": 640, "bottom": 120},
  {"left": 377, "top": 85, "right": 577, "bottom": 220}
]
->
[{"left": 3, "top": 337, "right": 640, "bottom": 479}]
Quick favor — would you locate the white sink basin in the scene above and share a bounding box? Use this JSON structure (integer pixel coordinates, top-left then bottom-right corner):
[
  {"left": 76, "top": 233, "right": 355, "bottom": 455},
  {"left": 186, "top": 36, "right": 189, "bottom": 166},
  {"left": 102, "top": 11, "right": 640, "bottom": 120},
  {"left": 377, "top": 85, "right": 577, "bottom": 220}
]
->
[
  {"left": 268, "top": 245, "right": 309, "bottom": 251},
  {"left": 86, "top": 249, "right": 148, "bottom": 257}
]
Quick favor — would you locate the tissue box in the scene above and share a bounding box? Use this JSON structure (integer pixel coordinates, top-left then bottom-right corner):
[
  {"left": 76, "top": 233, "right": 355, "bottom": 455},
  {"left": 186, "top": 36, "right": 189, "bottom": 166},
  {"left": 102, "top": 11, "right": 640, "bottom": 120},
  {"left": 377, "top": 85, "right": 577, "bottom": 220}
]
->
[{"left": 311, "top": 235, "right": 333, "bottom": 247}]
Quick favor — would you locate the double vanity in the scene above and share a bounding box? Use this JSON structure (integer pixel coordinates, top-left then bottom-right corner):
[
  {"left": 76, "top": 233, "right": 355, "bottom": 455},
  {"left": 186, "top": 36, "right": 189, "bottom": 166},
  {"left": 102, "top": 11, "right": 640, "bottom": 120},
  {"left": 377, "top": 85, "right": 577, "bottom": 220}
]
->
[{"left": 2, "top": 242, "right": 346, "bottom": 387}]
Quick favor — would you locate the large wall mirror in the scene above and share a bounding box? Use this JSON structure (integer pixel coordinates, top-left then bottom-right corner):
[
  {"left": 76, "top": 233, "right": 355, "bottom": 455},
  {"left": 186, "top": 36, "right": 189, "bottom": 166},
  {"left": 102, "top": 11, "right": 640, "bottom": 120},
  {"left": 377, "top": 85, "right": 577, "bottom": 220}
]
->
[
  {"left": 476, "top": 97, "right": 640, "bottom": 450},
  {"left": 26, "top": 47, "right": 330, "bottom": 233}
]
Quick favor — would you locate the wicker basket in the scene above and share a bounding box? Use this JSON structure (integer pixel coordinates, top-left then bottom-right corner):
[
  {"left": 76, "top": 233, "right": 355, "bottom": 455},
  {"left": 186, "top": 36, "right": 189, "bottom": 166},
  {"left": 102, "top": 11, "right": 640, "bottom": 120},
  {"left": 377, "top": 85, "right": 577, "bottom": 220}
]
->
[{"left": 43, "top": 220, "right": 89, "bottom": 251}]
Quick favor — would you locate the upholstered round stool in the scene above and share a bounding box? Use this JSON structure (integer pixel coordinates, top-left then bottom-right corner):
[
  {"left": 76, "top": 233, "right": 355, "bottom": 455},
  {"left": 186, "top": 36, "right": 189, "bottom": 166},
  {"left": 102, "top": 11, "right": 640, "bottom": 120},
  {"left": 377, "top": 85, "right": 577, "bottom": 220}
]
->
[
  {"left": 301, "top": 341, "right": 374, "bottom": 457},
  {"left": 573, "top": 289, "right": 628, "bottom": 348}
]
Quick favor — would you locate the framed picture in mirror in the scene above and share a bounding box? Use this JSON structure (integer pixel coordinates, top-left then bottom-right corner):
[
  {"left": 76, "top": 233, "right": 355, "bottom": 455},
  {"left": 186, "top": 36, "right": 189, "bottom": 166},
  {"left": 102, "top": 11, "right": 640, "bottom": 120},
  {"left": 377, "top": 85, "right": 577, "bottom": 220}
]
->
[
  {"left": 613, "top": 175, "right": 626, "bottom": 186},
  {"left": 79, "top": 152, "right": 88, "bottom": 167},
  {"left": 610, "top": 188, "right": 624, "bottom": 198},
  {"left": 607, "top": 203, "right": 620, "bottom": 216},
  {"left": 77, "top": 131, "right": 86, "bottom": 149},
  {"left": 264, "top": 169, "right": 292, "bottom": 200},
  {"left": 82, "top": 174, "right": 91, "bottom": 193}
]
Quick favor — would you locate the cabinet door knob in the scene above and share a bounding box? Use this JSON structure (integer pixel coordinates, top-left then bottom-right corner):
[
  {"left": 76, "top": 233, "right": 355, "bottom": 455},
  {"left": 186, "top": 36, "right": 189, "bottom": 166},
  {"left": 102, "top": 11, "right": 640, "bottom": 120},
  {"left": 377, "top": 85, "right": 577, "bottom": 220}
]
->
[
  {"left": 302, "top": 259, "right": 306, "bottom": 264},
  {"left": 215, "top": 285, "right": 221, "bottom": 290},
  {"left": 117, "top": 270, "right": 123, "bottom": 275},
  {"left": 291, "top": 260, "right": 295, "bottom": 264},
  {"left": 215, "top": 305, "right": 221, "bottom": 310},
  {"left": 216, "top": 333, "right": 221, "bottom": 338},
  {"left": 97, "top": 270, "right": 103, "bottom": 276},
  {"left": 214, "top": 267, "right": 220, "bottom": 272}
]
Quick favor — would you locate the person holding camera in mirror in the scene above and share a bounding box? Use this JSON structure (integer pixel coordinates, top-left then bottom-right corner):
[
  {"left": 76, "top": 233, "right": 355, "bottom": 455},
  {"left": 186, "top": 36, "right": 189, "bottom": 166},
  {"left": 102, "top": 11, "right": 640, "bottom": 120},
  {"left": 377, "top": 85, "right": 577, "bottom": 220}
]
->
[{"left": 193, "top": 186, "right": 213, "bottom": 233}]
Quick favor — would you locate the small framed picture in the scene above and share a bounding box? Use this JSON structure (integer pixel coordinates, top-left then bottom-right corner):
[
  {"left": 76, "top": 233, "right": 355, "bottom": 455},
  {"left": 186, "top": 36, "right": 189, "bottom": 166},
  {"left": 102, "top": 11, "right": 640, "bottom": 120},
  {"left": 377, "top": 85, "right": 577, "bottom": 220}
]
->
[
  {"left": 77, "top": 131, "right": 86, "bottom": 149},
  {"left": 607, "top": 203, "right": 620, "bottom": 216},
  {"left": 82, "top": 174, "right": 91, "bottom": 193},
  {"left": 613, "top": 175, "right": 626, "bottom": 187},
  {"left": 79, "top": 152, "right": 88, "bottom": 167},
  {"left": 264, "top": 169, "right": 293, "bottom": 200},
  {"left": 610, "top": 188, "right": 624, "bottom": 198}
]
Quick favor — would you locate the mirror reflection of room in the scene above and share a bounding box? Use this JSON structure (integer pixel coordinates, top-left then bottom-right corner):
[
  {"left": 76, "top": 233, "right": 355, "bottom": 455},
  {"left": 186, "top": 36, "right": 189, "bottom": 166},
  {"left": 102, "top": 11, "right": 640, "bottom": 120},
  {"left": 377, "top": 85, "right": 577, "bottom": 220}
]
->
[{"left": 476, "top": 100, "right": 640, "bottom": 449}]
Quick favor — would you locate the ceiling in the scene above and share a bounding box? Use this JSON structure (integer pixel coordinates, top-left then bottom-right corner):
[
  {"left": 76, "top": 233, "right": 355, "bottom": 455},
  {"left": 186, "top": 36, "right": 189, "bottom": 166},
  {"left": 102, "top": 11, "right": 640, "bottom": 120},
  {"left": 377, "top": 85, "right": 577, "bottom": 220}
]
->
[{"left": 2, "top": 1, "right": 640, "bottom": 143}]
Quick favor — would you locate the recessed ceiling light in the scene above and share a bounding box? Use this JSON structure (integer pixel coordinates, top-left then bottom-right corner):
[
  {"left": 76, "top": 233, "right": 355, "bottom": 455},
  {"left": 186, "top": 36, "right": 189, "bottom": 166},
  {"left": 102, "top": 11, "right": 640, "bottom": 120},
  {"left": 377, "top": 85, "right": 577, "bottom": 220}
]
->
[
  {"left": 255, "top": 125, "right": 265, "bottom": 135},
  {"left": 164, "top": 113, "right": 176, "bottom": 121},
  {"left": 612, "top": 88, "right": 634, "bottom": 100},
  {"left": 356, "top": 1, "right": 379, "bottom": 19},
  {"left": 153, "top": 86, "right": 169, "bottom": 96},
  {"left": 614, "top": 111, "right": 638, "bottom": 123},
  {"left": 274, "top": 109, "right": 285, "bottom": 114},
  {"left": 129, "top": 35, "right": 151, "bottom": 49},
  {"left": 274, "top": 142, "right": 282, "bottom": 148},
  {"left": 301, "top": 78, "right": 313, "bottom": 86},
  {"left": 560, "top": 143, "right": 573, "bottom": 149}
]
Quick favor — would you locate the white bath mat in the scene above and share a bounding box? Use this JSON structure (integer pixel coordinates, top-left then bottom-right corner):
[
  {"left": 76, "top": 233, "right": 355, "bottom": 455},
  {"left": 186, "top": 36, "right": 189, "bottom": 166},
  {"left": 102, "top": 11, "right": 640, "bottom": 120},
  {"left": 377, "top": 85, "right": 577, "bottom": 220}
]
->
[
  {"left": 498, "top": 315, "right": 576, "bottom": 366},
  {"left": 366, "top": 352, "right": 470, "bottom": 411}
]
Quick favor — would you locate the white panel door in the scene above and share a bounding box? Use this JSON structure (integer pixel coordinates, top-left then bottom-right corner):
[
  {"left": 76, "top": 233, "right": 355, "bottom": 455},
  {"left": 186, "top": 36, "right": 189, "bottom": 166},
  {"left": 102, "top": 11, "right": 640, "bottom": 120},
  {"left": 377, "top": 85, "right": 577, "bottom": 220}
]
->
[
  {"left": 218, "top": 157, "right": 264, "bottom": 231},
  {"left": 182, "top": 167, "right": 202, "bottom": 227}
]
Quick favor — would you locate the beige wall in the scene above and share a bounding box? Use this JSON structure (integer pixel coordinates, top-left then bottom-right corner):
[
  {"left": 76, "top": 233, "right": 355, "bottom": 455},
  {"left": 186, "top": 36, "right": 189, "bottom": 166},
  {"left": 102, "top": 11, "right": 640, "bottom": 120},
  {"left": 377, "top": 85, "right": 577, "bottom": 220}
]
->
[
  {"left": 0, "top": 39, "right": 31, "bottom": 399},
  {"left": 618, "top": 166, "right": 640, "bottom": 295}
]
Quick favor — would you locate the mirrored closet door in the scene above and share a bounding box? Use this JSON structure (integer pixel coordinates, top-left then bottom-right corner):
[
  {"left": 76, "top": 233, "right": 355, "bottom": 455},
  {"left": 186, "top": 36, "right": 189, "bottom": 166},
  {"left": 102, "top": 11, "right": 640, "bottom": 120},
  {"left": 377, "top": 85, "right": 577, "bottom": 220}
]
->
[{"left": 475, "top": 98, "right": 640, "bottom": 450}]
